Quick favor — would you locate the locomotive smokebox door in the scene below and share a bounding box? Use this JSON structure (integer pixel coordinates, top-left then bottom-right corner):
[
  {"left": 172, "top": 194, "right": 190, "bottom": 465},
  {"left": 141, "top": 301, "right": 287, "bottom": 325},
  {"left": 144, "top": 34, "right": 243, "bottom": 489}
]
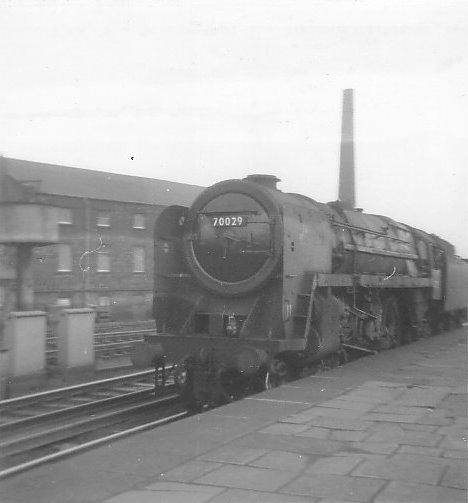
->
[{"left": 182, "top": 179, "right": 284, "bottom": 296}]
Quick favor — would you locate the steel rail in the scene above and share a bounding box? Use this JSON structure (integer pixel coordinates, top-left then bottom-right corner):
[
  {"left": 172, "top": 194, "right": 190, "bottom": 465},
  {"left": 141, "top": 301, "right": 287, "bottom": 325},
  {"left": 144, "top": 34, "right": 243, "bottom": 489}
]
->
[
  {"left": 0, "top": 409, "right": 188, "bottom": 479},
  {"left": 1, "top": 393, "right": 180, "bottom": 457},
  {"left": 0, "top": 385, "right": 170, "bottom": 431},
  {"left": 0, "top": 369, "right": 155, "bottom": 408}
]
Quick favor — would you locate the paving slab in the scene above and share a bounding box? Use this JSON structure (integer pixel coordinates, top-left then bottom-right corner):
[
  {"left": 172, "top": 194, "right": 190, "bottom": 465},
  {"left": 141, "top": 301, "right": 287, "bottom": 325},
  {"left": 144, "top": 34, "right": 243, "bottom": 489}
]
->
[
  {"left": 418, "top": 409, "right": 452, "bottom": 426},
  {"left": 281, "top": 473, "right": 386, "bottom": 502},
  {"left": 438, "top": 424, "right": 468, "bottom": 436},
  {"left": 209, "top": 488, "right": 318, "bottom": 502},
  {"left": 362, "top": 412, "right": 423, "bottom": 423},
  {"left": 351, "top": 453, "right": 447, "bottom": 485},
  {"left": 103, "top": 483, "right": 225, "bottom": 503},
  {"left": 444, "top": 449, "right": 468, "bottom": 459},
  {"left": 194, "top": 464, "right": 298, "bottom": 491},
  {"left": 259, "top": 422, "right": 310, "bottom": 435},
  {"left": 336, "top": 441, "right": 399, "bottom": 455},
  {"left": 249, "top": 450, "right": 313, "bottom": 471},
  {"left": 439, "top": 434, "right": 468, "bottom": 450},
  {"left": 304, "top": 455, "right": 364, "bottom": 475},
  {"left": 304, "top": 416, "right": 374, "bottom": 431},
  {"left": 441, "top": 460, "right": 468, "bottom": 489},
  {"left": 370, "top": 404, "right": 427, "bottom": 415},
  {"left": 160, "top": 460, "right": 223, "bottom": 483},
  {"left": 329, "top": 430, "right": 371, "bottom": 442},
  {"left": 365, "top": 423, "right": 443, "bottom": 446},
  {"left": 392, "top": 387, "right": 450, "bottom": 407},
  {"left": 198, "top": 445, "right": 268, "bottom": 465},
  {"left": 234, "top": 431, "right": 346, "bottom": 456},
  {"left": 279, "top": 407, "right": 364, "bottom": 424},
  {"left": 374, "top": 480, "right": 466, "bottom": 503},
  {"left": 319, "top": 398, "right": 376, "bottom": 412},
  {"left": 295, "top": 426, "right": 333, "bottom": 439},
  {"left": 398, "top": 422, "right": 437, "bottom": 432},
  {"left": 396, "top": 444, "right": 442, "bottom": 457}
]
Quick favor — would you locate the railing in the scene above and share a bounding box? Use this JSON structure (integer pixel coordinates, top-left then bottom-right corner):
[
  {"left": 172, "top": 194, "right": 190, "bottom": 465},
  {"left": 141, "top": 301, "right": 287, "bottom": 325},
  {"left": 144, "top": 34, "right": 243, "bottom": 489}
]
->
[
  {"left": 94, "top": 329, "right": 155, "bottom": 359},
  {"left": 46, "top": 323, "right": 156, "bottom": 366}
]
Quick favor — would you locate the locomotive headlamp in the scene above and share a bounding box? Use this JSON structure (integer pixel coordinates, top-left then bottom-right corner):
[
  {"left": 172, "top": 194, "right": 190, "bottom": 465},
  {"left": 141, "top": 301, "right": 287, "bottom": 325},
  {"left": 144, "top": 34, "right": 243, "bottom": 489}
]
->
[
  {"left": 174, "top": 364, "right": 188, "bottom": 387},
  {"left": 225, "top": 314, "right": 238, "bottom": 337}
]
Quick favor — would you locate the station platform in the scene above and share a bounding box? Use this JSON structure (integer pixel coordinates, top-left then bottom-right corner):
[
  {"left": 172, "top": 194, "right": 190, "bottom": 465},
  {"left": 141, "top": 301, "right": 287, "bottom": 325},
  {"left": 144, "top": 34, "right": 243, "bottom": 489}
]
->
[{"left": 1, "top": 327, "right": 466, "bottom": 503}]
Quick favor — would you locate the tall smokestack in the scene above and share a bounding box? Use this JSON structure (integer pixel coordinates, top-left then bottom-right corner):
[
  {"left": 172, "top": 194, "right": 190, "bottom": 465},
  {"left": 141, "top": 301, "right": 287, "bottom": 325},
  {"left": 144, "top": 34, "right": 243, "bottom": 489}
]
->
[{"left": 338, "top": 89, "right": 355, "bottom": 209}]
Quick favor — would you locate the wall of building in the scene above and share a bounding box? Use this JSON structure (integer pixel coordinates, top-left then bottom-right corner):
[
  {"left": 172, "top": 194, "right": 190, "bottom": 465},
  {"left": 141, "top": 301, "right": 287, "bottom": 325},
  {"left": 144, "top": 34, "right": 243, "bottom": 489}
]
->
[
  {"left": 1, "top": 158, "right": 203, "bottom": 324},
  {"left": 29, "top": 194, "right": 164, "bottom": 321}
]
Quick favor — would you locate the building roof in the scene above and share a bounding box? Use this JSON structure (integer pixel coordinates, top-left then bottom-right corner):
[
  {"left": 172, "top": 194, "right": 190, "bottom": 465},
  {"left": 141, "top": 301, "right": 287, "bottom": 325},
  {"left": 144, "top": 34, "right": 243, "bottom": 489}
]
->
[{"left": 1, "top": 157, "right": 204, "bottom": 206}]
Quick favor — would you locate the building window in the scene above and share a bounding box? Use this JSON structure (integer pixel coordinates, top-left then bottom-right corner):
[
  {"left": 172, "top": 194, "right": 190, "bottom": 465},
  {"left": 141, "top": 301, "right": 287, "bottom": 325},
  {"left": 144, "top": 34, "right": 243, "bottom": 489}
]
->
[
  {"left": 0, "top": 285, "right": 5, "bottom": 307},
  {"left": 133, "top": 247, "right": 145, "bottom": 272},
  {"left": 132, "top": 213, "right": 145, "bottom": 229},
  {"left": 96, "top": 212, "right": 111, "bottom": 227},
  {"left": 57, "top": 208, "right": 73, "bottom": 225},
  {"left": 56, "top": 298, "right": 71, "bottom": 307},
  {"left": 0, "top": 245, "right": 8, "bottom": 269},
  {"left": 96, "top": 296, "right": 112, "bottom": 321},
  {"left": 97, "top": 252, "right": 110, "bottom": 272},
  {"left": 57, "top": 244, "right": 72, "bottom": 272},
  {"left": 98, "top": 296, "right": 111, "bottom": 307},
  {"left": 417, "top": 240, "right": 428, "bottom": 260}
]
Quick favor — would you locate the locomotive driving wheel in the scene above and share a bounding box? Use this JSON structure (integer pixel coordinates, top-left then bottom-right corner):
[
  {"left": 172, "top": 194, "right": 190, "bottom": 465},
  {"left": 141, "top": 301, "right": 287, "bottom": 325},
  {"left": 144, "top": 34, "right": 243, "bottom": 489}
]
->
[
  {"left": 268, "top": 357, "right": 290, "bottom": 387},
  {"left": 378, "top": 296, "right": 402, "bottom": 349},
  {"left": 249, "top": 366, "right": 273, "bottom": 393}
]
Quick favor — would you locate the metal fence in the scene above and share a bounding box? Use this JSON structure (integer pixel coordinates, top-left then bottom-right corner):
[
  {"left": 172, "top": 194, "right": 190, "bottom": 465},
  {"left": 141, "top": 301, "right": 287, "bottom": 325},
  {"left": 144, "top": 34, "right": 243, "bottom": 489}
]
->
[{"left": 46, "top": 319, "right": 156, "bottom": 367}]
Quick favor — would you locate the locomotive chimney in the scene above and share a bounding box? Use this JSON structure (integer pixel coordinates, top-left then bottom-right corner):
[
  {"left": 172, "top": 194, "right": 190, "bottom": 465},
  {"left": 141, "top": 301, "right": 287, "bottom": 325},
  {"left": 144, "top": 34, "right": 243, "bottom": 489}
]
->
[
  {"left": 244, "top": 174, "right": 280, "bottom": 190},
  {"left": 338, "top": 88, "right": 355, "bottom": 209}
]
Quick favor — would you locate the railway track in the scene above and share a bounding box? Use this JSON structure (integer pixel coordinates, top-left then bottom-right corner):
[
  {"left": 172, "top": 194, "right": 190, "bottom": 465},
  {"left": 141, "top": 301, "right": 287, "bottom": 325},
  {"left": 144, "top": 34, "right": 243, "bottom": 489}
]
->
[{"left": 0, "top": 369, "right": 186, "bottom": 479}]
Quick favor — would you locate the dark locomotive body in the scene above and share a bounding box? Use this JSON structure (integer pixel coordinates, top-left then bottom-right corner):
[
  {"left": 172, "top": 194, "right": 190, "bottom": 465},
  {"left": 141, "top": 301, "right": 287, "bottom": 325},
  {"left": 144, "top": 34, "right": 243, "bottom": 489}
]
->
[{"left": 133, "top": 173, "right": 468, "bottom": 405}]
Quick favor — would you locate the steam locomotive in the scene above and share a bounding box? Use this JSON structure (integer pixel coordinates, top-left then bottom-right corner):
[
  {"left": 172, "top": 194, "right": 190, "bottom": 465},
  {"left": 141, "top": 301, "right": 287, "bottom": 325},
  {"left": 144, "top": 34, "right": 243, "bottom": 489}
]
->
[{"left": 133, "top": 90, "right": 468, "bottom": 407}]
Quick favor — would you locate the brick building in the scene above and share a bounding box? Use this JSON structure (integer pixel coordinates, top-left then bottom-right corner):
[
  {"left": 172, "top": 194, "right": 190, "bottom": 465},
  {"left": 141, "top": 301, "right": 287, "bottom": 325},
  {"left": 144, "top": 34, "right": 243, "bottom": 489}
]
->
[{"left": 0, "top": 157, "right": 203, "bottom": 322}]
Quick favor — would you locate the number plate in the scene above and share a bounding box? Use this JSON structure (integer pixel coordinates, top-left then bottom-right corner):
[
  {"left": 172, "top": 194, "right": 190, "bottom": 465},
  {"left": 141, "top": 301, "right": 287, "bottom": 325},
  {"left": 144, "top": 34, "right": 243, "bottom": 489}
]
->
[{"left": 212, "top": 215, "right": 248, "bottom": 227}]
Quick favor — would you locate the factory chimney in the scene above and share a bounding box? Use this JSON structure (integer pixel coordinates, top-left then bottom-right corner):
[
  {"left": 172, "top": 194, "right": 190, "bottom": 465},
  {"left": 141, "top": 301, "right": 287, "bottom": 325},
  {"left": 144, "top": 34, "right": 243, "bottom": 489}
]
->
[{"left": 338, "top": 89, "right": 355, "bottom": 209}]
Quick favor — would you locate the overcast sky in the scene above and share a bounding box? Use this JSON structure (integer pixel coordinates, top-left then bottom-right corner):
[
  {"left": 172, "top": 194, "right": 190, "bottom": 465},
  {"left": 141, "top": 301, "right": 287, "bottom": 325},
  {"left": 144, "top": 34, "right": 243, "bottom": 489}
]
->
[{"left": 1, "top": 1, "right": 467, "bottom": 255}]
